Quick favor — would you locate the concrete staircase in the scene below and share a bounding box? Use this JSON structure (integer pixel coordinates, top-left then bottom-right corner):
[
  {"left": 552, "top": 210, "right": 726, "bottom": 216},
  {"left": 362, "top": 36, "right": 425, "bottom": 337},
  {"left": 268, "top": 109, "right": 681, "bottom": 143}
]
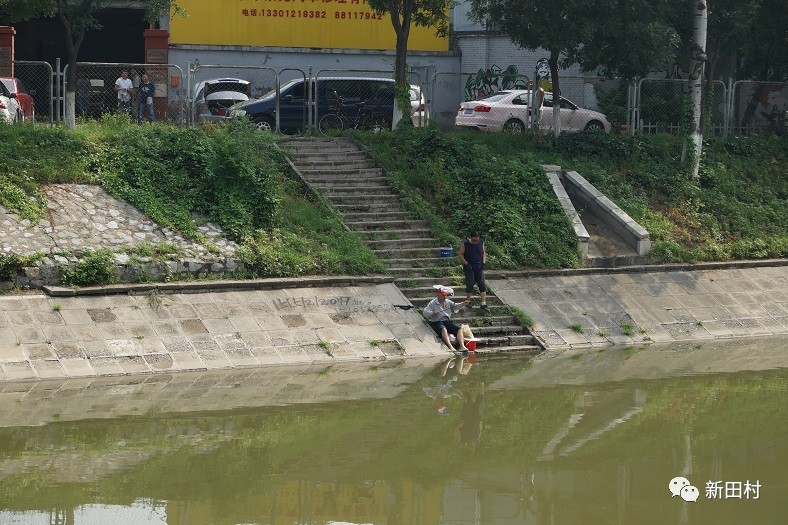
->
[{"left": 281, "top": 136, "right": 542, "bottom": 354}]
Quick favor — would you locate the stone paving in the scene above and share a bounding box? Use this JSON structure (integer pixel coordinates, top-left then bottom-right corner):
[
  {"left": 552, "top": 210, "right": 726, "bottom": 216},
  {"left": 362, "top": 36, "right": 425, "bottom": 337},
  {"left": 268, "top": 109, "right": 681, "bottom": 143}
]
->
[
  {"left": 0, "top": 282, "right": 443, "bottom": 382},
  {"left": 1, "top": 184, "right": 236, "bottom": 259},
  {"left": 491, "top": 264, "right": 788, "bottom": 349}
]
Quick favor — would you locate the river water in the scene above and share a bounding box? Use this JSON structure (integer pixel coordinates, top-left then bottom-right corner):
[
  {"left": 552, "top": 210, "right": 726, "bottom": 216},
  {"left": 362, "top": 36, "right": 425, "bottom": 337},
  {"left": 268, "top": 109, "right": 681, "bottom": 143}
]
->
[{"left": 1, "top": 338, "right": 786, "bottom": 525}]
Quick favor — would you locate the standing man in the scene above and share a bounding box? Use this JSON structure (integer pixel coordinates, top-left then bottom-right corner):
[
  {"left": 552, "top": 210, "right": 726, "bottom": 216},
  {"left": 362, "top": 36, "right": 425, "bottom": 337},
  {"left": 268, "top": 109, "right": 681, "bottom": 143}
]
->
[
  {"left": 138, "top": 73, "right": 156, "bottom": 124},
  {"left": 115, "top": 70, "right": 133, "bottom": 115},
  {"left": 423, "top": 285, "right": 470, "bottom": 351},
  {"left": 459, "top": 231, "right": 488, "bottom": 310}
]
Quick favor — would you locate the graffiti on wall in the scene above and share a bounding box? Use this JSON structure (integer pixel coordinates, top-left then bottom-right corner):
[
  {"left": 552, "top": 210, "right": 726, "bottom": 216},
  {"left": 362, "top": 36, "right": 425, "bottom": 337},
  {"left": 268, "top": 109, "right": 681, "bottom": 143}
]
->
[{"left": 464, "top": 64, "right": 529, "bottom": 101}]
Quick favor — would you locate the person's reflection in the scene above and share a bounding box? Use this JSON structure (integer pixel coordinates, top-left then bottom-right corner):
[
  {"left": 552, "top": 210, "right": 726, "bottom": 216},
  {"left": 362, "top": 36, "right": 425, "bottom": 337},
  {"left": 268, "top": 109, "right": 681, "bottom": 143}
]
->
[
  {"left": 422, "top": 356, "right": 464, "bottom": 415},
  {"left": 521, "top": 471, "right": 549, "bottom": 525},
  {"left": 457, "top": 353, "right": 484, "bottom": 451}
]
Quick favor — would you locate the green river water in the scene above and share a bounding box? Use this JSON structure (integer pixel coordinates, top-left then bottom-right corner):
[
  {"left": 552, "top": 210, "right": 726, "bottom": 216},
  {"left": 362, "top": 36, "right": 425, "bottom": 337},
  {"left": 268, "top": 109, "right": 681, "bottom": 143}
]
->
[{"left": 1, "top": 340, "right": 786, "bottom": 525}]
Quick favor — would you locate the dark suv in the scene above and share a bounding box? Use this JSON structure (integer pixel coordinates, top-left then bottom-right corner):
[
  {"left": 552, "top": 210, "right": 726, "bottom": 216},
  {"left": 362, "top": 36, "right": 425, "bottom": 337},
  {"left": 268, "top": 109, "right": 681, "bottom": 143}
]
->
[{"left": 230, "top": 77, "right": 396, "bottom": 133}]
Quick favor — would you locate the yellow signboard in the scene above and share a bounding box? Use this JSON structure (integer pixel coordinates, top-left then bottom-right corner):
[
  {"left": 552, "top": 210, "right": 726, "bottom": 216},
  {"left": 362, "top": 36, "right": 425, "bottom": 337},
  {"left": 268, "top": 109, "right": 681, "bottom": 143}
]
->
[{"left": 170, "top": 0, "right": 449, "bottom": 52}]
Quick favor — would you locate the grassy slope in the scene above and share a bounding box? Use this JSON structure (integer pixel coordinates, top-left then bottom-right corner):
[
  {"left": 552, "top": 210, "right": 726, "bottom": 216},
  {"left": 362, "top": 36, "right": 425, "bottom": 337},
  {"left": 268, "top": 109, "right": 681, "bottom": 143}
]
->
[
  {"left": 2, "top": 119, "right": 785, "bottom": 283},
  {"left": 356, "top": 128, "right": 787, "bottom": 267}
]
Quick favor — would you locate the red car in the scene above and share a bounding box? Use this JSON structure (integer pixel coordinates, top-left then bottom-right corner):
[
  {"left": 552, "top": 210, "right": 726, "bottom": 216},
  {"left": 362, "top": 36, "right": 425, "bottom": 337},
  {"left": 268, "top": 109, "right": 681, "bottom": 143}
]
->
[{"left": 0, "top": 77, "right": 35, "bottom": 122}]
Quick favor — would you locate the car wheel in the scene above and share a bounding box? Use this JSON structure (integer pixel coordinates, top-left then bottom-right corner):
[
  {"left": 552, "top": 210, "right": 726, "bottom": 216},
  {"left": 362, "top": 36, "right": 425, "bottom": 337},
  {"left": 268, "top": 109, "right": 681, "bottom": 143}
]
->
[
  {"left": 253, "top": 116, "right": 275, "bottom": 132},
  {"left": 503, "top": 118, "right": 525, "bottom": 134},
  {"left": 584, "top": 120, "right": 604, "bottom": 131}
]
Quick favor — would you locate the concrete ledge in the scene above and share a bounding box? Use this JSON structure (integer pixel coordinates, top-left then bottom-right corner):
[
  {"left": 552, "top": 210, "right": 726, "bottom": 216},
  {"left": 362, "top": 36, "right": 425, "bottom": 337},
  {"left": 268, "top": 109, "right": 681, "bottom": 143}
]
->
[
  {"left": 42, "top": 275, "right": 396, "bottom": 297},
  {"left": 487, "top": 258, "right": 788, "bottom": 279},
  {"left": 543, "top": 166, "right": 590, "bottom": 256},
  {"left": 562, "top": 170, "right": 651, "bottom": 255}
]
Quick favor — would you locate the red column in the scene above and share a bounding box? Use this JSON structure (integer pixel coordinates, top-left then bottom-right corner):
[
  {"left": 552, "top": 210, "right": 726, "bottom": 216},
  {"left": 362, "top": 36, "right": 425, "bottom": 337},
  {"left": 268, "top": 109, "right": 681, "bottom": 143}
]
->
[
  {"left": 144, "top": 29, "right": 170, "bottom": 122},
  {"left": 0, "top": 26, "right": 15, "bottom": 78}
]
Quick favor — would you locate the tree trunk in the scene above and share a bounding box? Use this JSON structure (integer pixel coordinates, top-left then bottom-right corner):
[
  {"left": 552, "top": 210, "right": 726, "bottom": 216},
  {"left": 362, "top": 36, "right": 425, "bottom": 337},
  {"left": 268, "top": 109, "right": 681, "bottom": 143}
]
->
[
  {"left": 686, "top": 1, "right": 708, "bottom": 180},
  {"left": 59, "top": 9, "right": 86, "bottom": 130},
  {"left": 387, "top": 1, "right": 411, "bottom": 129},
  {"left": 548, "top": 51, "right": 561, "bottom": 137}
]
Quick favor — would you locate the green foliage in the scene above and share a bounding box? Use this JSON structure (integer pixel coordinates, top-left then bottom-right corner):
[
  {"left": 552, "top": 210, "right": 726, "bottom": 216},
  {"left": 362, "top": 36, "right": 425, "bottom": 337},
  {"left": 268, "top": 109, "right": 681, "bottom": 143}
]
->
[
  {"left": 357, "top": 127, "right": 580, "bottom": 269},
  {"left": 96, "top": 121, "right": 279, "bottom": 241},
  {"left": 60, "top": 248, "right": 117, "bottom": 287},
  {"left": 0, "top": 253, "right": 42, "bottom": 282}
]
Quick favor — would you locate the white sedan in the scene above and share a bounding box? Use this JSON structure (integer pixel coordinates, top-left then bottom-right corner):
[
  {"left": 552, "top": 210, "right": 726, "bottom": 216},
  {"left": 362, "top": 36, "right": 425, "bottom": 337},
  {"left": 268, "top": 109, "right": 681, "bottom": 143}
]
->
[{"left": 455, "top": 89, "right": 611, "bottom": 133}]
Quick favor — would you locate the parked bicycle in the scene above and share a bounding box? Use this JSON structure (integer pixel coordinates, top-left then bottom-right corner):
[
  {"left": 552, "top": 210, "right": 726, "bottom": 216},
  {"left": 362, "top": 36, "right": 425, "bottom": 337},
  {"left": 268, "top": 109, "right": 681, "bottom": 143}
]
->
[{"left": 318, "top": 96, "right": 390, "bottom": 134}]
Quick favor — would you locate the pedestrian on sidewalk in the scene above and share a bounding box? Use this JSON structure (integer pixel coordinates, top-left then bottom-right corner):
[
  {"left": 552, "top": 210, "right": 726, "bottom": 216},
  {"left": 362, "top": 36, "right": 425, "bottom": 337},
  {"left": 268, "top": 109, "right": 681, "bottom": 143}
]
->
[
  {"left": 423, "top": 285, "right": 470, "bottom": 351},
  {"left": 459, "top": 231, "right": 488, "bottom": 310}
]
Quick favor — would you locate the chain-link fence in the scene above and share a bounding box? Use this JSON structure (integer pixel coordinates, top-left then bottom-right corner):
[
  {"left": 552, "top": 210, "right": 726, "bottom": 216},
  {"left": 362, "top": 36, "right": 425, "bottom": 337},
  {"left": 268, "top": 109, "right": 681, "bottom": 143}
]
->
[
  {"left": 430, "top": 72, "right": 532, "bottom": 131},
  {"left": 730, "top": 81, "right": 787, "bottom": 135},
  {"left": 10, "top": 60, "right": 53, "bottom": 123},
  {"left": 634, "top": 78, "right": 727, "bottom": 135},
  {"left": 62, "top": 62, "right": 186, "bottom": 124},
  {"left": 313, "top": 69, "right": 424, "bottom": 133}
]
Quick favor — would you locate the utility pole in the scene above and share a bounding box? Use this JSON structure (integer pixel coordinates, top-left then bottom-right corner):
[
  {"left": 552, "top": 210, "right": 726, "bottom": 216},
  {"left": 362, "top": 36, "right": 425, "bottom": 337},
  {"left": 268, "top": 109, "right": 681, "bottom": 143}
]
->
[{"left": 686, "top": 1, "right": 708, "bottom": 180}]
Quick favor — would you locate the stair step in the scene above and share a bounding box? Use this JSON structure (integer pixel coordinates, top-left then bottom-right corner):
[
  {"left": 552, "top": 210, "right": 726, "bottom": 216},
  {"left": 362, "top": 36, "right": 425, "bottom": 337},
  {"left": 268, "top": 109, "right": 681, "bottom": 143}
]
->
[
  {"left": 384, "top": 257, "right": 456, "bottom": 269},
  {"left": 334, "top": 203, "right": 406, "bottom": 213},
  {"left": 388, "top": 266, "right": 456, "bottom": 276},
  {"left": 472, "top": 344, "right": 542, "bottom": 354},
  {"left": 290, "top": 155, "right": 372, "bottom": 164},
  {"left": 467, "top": 325, "right": 526, "bottom": 335},
  {"left": 452, "top": 316, "right": 519, "bottom": 326},
  {"left": 366, "top": 238, "right": 438, "bottom": 249},
  {"left": 317, "top": 186, "right": 395, "bottom": 196},
  {"left": 298, "top": 167, "right": 384, "bottom": 177},
  {"left": 305, "top": 173, "right": 389, "bottom": 187},
  {"left": 475, "top": 335, "right": 536, "bottom": 347},
  {"left": 407, "top": 296, "right": 505, "bottom": 306},
  {"left": 346, "top": 219, "right": 429, "bottom": 231},
  {"left": 360, "top": 231, "right": 434, "bottom": 243},
  {"left": 342, "top": 211, "right": 412, "bottom": 222},
  {"left": 372, "top": 247, "right": 449, "bottom": 258}
]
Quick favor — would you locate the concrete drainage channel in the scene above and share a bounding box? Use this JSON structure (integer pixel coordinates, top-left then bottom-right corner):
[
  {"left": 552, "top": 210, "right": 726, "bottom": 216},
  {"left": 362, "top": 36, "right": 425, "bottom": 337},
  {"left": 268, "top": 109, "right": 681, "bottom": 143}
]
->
[{"left": 281, "top": 136, "right": 544, "bottom": 355}]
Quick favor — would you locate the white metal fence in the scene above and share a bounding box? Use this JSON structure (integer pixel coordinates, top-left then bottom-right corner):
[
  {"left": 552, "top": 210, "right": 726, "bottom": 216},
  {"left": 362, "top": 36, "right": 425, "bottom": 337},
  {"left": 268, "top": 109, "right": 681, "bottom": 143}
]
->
[{"left": 26, "top": 60, "right": 786, "bottom": 137}]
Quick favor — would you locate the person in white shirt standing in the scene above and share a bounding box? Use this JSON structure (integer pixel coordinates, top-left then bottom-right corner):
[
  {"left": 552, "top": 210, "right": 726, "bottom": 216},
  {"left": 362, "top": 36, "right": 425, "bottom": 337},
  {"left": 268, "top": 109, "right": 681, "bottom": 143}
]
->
[
  {"left": 115, "top": 70, "right": 133, "bottom": 115},
  {"left": 423, "top": 285, "right": 470, "bottom": 351}
]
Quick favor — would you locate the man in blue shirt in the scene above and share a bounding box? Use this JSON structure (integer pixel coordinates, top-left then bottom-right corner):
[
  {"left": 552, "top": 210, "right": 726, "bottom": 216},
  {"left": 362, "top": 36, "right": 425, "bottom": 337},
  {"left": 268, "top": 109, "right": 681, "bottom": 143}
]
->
[{"left": 459, "top": 231, "right": 488, "bottom": 310}]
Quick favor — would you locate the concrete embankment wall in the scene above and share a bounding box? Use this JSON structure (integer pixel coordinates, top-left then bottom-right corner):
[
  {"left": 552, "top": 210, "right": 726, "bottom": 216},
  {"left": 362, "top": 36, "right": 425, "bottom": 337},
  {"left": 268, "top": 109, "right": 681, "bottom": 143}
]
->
[
  {"left": 491, "top": 262, "right": 788, "bottom": 349},
  {"left": 1, "top": 263, "right": 786, "bottom": 383},
  {"left": 0, "top": 278, "right": 441, "bottom": 383}
]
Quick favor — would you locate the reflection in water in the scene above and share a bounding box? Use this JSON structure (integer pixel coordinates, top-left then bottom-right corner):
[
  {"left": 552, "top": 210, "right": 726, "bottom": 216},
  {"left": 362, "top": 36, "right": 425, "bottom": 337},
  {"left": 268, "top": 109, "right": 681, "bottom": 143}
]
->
[{"left": 0, "top": 350, "right": 786, "bottom": 525}]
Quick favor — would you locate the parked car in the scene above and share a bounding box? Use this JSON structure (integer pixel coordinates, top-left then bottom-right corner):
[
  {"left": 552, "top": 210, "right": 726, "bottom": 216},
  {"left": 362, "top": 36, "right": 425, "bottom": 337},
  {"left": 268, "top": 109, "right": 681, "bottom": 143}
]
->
[
  {"left": 230, "top": 77, "right": 425, "bottom": 132},
  {"left": 455, "top": 89, "right": 611, "bottom": 133},
  {"left": 410, "top": 85, "right": 429, "bottom": 127},
  {"left": 193, "top": 78, "right": 251, "bottom": 123},
  {"left": 455, "top": 90, "right": 534, "bottom": 133},
  {"left": 0, "top": 81, "right": 21, "bottom": 123},
  {"left": 541, "top": 91, "right": 611, "bottom": 132},
  {"left": 0, "top": 77, "right": 35, "bottom": 122}
]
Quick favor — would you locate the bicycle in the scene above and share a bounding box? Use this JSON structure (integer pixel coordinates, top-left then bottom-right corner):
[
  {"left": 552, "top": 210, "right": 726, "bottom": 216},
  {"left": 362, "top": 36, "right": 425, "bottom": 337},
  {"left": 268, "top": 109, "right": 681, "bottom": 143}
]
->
[{"left": 318, "top": 96, "right": 390, "bottom": 134}]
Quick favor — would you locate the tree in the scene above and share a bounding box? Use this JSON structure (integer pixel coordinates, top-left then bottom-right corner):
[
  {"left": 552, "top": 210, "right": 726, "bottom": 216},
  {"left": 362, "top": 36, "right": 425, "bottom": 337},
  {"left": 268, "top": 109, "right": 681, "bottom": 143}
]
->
[
  {"left": 469, "top": 0, "right": 681, "bottom": 135},
  {"left": 0, "top": 0, "right": 181, "bottom": 129},
  {"left": 368, "top": 0, "right": 452, "bottom": 122}
]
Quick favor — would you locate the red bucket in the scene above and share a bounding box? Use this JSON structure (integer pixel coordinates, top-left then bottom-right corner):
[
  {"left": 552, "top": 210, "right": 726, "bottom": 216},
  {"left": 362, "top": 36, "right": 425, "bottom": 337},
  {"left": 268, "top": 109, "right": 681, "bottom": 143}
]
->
[{"left": 464, "top": 339, "right": 477, "bottom": 351}]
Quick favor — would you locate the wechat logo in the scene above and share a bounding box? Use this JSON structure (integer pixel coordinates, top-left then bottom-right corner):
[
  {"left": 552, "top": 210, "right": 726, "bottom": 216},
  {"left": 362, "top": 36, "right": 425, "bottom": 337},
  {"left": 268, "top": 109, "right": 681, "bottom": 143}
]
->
[{"left": 669, "top": 476, "right": 699, "bottom": 502}]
